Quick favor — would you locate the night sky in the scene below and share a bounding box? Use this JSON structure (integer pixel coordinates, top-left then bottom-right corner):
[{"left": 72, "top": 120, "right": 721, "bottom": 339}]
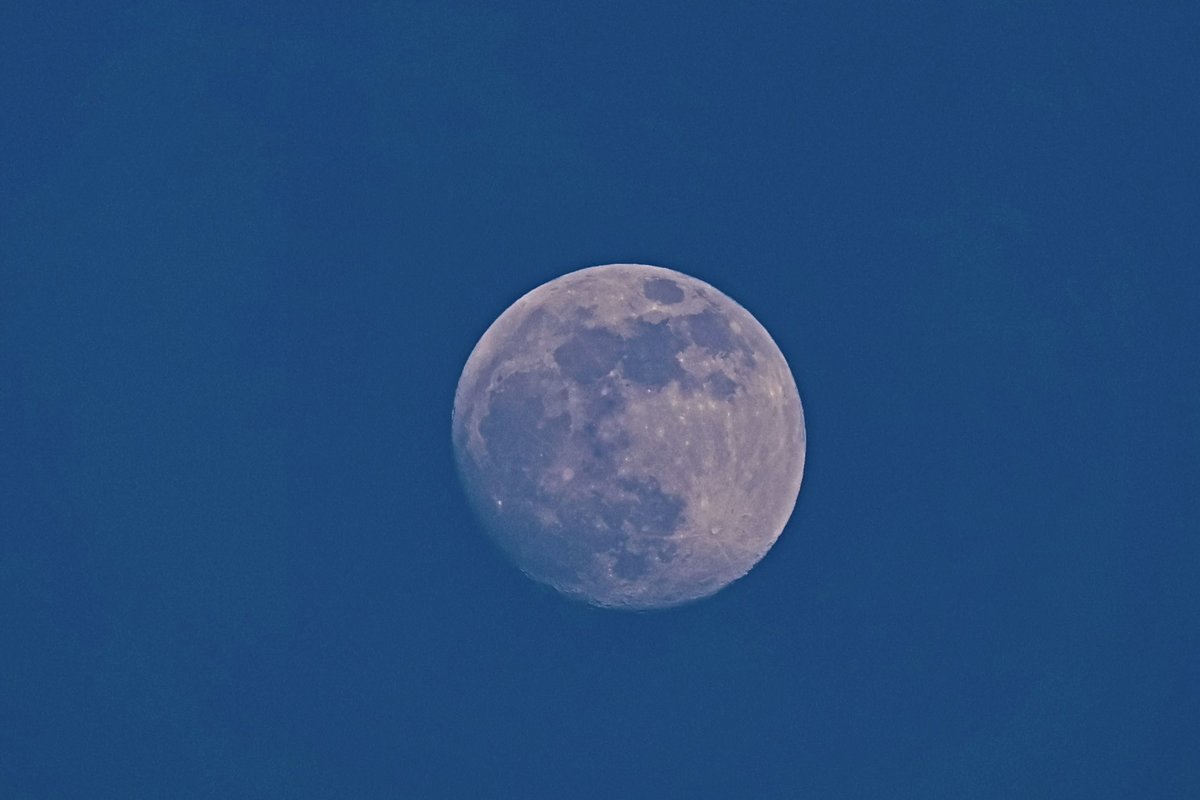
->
[{"left": 3, "top": 3, "right": 1198, "bottom": 797}]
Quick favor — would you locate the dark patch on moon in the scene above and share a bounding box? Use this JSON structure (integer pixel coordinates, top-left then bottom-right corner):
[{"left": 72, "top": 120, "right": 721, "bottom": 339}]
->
[
  {"left": 521, "top": 527, "right": 597, "bottom": 584},
  {"left": 478, "top": 372, "right": 569, "bottom": 489},
  {"left": 642, "top": 277, "right": 685, "bottom": 304},
  {"left": 681, "top": 309, "right": 737, "bottom": 355},
  {"left": 544, "top": 470, "right": 686, "bottom": 587},
  {"left": 576, "top": 375, "right": 630, "bottom": 478},
  {"left": 705, "top": 370, "right": 738, "bottom": 399},
  {"left": 557, "top": 493, "right": 628, "bottom": 552},
  {"left": 553, "top": 326, "right": 623, "bottom": 383},
  {"left": 617, "top": 476, "right": 684, "bottom": 536},
  {"left": 583, "top": 375, "right": 625, "bottom": 418},
  {"left": 613, "top": 551, "right": 649, "bottom": 580},
  {"left": 558, "top": 474, "right": 685, "bottom": 582},
  {"left": 461, "top": 307, "right": 549, "bottom": 417},
  {"left": 582, "top": 426, "right": 630, "bottom": 468},
  {"left": 620, "top": 320, "right": 686, "bottom": 388}
]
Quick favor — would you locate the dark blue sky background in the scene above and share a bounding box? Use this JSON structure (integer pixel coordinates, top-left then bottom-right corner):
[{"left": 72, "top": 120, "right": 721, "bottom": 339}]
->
[{"left": 2, "top": 3, "right": 1197, "bottom": 797}]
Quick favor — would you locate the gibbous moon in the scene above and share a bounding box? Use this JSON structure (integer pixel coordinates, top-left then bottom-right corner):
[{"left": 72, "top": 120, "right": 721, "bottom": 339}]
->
[{"left": 452, "top": 264, "right": 805, "bottom": 609}]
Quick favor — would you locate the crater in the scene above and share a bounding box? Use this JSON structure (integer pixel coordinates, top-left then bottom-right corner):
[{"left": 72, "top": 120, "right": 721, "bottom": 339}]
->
[{"left": 642, "top": 277, "right": 684, "bottom": 304}]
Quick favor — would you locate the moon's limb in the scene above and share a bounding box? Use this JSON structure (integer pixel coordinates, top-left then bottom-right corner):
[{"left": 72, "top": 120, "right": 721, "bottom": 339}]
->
[{"left": 452, "top": 264, "right": 805, "bottom": 609}]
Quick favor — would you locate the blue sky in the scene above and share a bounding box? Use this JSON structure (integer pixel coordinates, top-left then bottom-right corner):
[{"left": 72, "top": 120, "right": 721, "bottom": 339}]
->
[{"left": 2, "top": 3, "right": 1197, "bottom": 797}]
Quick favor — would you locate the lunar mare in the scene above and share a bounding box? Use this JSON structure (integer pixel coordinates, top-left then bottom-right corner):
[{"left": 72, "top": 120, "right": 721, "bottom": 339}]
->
[{"left": 452, "top": 264, "right": 805, "bottom": 609}]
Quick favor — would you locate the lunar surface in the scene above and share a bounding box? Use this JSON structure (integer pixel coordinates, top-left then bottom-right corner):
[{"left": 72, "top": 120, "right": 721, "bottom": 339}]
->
[{"left": 452, "top": 264, "right": 805, "bottom": 609}]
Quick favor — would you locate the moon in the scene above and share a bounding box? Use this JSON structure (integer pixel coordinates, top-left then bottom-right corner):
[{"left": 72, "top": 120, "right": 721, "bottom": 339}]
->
[{"left": 452, "top": 264, "right": 805, "bottom": 609}]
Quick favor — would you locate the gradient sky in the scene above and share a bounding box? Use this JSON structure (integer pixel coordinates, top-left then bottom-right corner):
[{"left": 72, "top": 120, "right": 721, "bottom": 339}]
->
[{"left": 3, "top": 3, "right": 1197, "bottom": 797}]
